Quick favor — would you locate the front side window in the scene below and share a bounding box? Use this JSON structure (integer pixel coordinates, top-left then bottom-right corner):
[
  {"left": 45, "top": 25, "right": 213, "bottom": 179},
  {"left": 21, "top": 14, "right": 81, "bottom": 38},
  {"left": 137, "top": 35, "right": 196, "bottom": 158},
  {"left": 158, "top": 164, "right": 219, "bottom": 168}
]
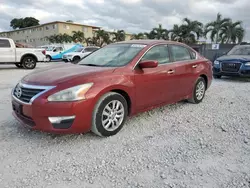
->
[
  {"left": 227, "top": 45, "right": 250, "bottom": 55},
  {"left": 0, "top": 39, "right": 11, "bottom": 48},
  {"left": 141, "top": 45, "right": 170, "bottom": 64},
  {"left": 170, "top": 45, "right": 192, "bottom": 61},
  {"left": 78, "top": 43, "right": 146, "bottom": 67}
]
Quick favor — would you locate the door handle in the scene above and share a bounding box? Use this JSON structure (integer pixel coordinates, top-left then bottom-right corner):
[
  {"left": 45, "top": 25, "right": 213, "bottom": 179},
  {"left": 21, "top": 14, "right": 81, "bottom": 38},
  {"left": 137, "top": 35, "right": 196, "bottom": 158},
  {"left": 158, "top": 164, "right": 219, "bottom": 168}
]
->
[
  {"left": 167, "top": 70, "right": 175, "bottom": 74},
  {"left": 192, "top": 65, "right": 198, "bottom": 68}
]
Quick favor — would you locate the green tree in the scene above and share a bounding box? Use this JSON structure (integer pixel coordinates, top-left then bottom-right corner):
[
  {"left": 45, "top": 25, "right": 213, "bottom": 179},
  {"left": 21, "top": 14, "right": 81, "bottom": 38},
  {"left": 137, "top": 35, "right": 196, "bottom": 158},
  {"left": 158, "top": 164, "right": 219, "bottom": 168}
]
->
[
  {"left": 151, "top": 24, "right": 169, "bottom": 40},
  {"left": 181, "top": 18, "right": 203, "bottom": 41},
  {"left": 10, "top": 17, "right": 39, "bottom": 29},
  {"left": 72, "top": 31, "right": 85, "bottom": 43},
  {"left": 94, "top": 29, "right": 111, "bottom": 46},
  {"left": 204, "top": 13, "right": 231, "bottom": 43},
  {"left": 169, "top": 24, "right": 182, "bottom": 41},
  {"left": 131, "top": 33, "right": 145, "bottom": 40},
  {"left": 219, "top": 21, "right": 245, "bottom": 44},
  {"left": 112, "top": 30, "right": 126, "bottom": 42},
  {"left": 144, "top": 31, "right": 155, "bottom": 39}
]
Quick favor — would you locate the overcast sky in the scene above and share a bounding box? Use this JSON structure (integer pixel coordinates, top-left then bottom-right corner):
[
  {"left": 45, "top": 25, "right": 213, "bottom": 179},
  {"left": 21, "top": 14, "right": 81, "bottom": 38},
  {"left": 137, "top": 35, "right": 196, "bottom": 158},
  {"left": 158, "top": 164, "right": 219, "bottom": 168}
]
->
[{"left": 1, "top": 0, "right": 250, "bottom": 40}]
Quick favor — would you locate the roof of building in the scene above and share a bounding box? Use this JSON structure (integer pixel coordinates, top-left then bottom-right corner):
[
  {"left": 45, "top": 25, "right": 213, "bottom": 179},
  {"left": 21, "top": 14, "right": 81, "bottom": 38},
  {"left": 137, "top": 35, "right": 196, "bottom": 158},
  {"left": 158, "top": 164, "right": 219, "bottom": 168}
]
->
[{"left": 0, "top": 21, "right": 101, "bottom": 33}]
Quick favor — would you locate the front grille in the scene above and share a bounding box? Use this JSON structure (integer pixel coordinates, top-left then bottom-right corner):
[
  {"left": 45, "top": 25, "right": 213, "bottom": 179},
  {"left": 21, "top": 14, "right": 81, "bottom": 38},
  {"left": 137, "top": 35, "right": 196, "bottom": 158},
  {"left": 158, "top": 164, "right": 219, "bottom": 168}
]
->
[
  {"left": 13, "top": 85, "right": 45, "bottom": 103},
  {"left": 221, "top": 62, "right": 241, "bottom": 72}
]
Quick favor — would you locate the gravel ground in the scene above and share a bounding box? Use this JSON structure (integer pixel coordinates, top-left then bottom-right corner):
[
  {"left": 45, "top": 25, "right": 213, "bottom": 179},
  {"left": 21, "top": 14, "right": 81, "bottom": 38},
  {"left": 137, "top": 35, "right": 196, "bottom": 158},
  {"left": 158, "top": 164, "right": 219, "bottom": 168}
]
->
[{"left": 0, "top": 62, "right": 250, "bottom": 188}]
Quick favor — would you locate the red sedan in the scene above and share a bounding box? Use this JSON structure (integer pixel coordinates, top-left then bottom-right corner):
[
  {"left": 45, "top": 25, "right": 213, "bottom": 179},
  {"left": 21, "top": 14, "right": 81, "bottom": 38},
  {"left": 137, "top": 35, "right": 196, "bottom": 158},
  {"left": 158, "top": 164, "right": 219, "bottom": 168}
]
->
[{"left": 11, "top": 40, "right": 212, "bottom": 137}]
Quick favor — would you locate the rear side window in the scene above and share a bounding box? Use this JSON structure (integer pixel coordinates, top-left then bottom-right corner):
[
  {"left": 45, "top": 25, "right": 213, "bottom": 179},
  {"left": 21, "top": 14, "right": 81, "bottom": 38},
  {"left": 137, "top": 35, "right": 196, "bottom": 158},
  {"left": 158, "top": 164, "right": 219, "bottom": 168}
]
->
[
  {"left": 170, "top": 45, "right": 192, "bottom": 62},
  {"left": 0, "top": 39, "right": 11, "bottom": 48},
  {"left": 189, "top": 50, "right": 196, "bottom": 59}
]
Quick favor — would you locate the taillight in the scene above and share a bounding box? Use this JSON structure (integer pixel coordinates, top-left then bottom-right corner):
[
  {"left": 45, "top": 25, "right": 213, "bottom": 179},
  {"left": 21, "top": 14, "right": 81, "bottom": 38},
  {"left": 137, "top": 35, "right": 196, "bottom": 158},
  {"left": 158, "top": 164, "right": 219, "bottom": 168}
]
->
[{"left": 42, "top": 50, "right": 46, "bottom": 55}]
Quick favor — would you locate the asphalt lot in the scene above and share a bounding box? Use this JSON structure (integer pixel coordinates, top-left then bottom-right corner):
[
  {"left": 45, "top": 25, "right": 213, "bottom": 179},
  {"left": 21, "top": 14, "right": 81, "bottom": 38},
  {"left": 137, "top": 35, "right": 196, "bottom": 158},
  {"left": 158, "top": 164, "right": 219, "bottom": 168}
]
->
[{"left": 0, "top": 62, "right": 250, "bottom": 188}]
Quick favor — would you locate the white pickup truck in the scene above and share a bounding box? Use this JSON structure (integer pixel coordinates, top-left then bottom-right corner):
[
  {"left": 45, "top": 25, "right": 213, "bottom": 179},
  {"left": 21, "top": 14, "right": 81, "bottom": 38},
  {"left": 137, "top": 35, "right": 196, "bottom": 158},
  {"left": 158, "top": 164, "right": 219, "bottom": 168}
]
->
[{"left": 0, "top": 38, "right": 46, "bottom": 69}]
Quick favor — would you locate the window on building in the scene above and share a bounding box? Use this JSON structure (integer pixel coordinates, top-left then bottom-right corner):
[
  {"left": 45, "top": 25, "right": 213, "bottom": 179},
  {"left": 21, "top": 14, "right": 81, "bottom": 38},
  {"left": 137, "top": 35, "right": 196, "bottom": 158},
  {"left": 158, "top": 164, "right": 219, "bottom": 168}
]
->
[
  {"left": 83, "top": 27, "right": 88, "bottom": 32},
  {"left": 40, "top": 27, "right": 43, "bottom": 31},
  {"left": 63, "top": 24, "right": 70, "bottom": 29},
  {"left": 45, "top": 26, "right": 50, "bottom": 30},
  {"left": 0, "top": 39, "right": 11, "bottom": 48},
  {"left": 52, "top": 24, "right": 57, "bottom": 29}
]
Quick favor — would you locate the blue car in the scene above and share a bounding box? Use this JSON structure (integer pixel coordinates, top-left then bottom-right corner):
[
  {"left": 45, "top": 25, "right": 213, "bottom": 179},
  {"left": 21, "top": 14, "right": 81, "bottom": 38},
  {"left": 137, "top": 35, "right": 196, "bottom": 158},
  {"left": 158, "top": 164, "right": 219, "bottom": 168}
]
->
[{"left": 213, "top": 44, "right": 250, "bottom": 78}]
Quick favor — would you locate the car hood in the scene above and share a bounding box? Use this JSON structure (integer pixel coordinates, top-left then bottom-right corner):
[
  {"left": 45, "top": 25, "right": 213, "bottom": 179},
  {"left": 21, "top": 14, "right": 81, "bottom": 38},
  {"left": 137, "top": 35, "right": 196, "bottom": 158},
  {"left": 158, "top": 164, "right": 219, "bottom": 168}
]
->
[
  {"left": 217, "top": 55, "right": 250, "bottom": 62},
  {"left": 21, "top": 64, "right": 116, "bottom": 85}
]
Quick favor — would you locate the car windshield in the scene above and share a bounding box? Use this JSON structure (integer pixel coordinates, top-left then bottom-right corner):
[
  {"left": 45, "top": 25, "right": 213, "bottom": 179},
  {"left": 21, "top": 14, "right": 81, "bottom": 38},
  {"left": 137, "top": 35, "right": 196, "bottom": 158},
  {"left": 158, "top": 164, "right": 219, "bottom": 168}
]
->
[
  {"left": 46, "top": 47, "right": 54, "bottom": 51},
  {"left": 78, "top": 43, "right": 146, "bottom": 67},
  {"left": 227, "top": 46, "right": 250, "bottom": 55},
  {"left": 74, "top": 47, "right": 84, "bottom": 52}
]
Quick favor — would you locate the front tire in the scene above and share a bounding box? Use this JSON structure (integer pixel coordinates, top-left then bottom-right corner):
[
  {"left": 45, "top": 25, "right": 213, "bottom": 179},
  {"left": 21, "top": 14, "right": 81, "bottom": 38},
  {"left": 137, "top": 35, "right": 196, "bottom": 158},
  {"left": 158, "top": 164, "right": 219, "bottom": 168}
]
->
[
  {"left": 188, "top": 77, "right": 206, "bottom": 104},
  {"left": 72, "top": 56, "right": 81, "bottom": 64},
  {"left": 22, "top": 56, "right": 37, "bottom": 69},
  {"left": 91, "top": 92, "right": 128, "bottom": 137}
]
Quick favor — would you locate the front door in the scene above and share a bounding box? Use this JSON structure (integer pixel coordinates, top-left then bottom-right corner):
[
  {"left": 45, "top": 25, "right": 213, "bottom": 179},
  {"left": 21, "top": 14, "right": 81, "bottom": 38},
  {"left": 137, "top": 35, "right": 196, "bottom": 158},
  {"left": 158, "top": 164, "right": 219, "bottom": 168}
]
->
[
  {"left": 134, "top": 44, "right": 177, "bottom": 111},
  {"left": 0, "top": 39, "right": 15, "bottom": 63}
]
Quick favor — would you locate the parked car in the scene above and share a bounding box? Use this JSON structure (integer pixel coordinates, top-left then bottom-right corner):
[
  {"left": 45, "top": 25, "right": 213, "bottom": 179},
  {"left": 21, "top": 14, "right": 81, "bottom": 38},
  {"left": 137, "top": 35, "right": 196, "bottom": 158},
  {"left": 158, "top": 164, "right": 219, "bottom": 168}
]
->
[
  {"left": 213, "top": 44, "right": 250, "bottom": 78},
  {"left": 45, "top": 44, "right": 83, "bottom": 61},
  {"left": 62, "top": 46, "right": 100, "bottom": 63},
  {"left": 0, "top": 37, "right": 46, "bottom": 69},
  {"left": 11, "top": 40, "right": 212, "bottom": 137}
]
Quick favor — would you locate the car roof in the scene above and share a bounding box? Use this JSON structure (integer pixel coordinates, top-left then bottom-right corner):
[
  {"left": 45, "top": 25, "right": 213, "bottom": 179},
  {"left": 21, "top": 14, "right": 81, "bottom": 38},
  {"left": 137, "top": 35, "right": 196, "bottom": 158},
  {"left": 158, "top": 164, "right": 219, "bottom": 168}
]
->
[{"left": 114, "top": 39, "right": 186, "bottom": 46}]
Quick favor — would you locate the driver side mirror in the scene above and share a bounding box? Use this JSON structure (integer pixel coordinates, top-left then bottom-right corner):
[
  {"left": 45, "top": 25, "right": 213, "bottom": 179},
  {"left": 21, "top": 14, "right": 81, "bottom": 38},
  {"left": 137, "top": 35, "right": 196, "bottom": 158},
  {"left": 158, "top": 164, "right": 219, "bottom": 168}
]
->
[
  {"left": 53, "top": 49, "right": 56, "bottom": 52},
  {"left": 139, "top": 60, "right": 158, "bottom": 69}
]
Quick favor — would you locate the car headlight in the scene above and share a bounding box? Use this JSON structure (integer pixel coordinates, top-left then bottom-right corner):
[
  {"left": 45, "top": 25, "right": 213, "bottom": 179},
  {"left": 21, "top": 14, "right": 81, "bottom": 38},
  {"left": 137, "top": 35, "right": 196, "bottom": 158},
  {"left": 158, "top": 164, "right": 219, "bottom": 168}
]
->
[
  {"left": 48, "top": 83, "right": 93, "bottom": 102},
  {"left": 245, "top": 62, "right": 250, "bottom": 66},
  {"left": 214, "top": 60, "right": 220, "bottom": 65}
]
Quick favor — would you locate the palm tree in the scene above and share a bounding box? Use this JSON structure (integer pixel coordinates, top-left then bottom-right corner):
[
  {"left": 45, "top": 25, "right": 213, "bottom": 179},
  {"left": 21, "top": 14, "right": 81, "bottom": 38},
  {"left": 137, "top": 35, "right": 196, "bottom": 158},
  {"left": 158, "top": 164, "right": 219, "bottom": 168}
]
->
[
  {"left": 150, "top": 24, "right": 169, "bottom": 40},
  {"left": 144, "top": 31, "right": 155, "bottom": 39},
  {"left": 219, "top": 21, "right": 245, "bottom": 44},
  {"left": 94, "top": 29, "right": 111, "bottom": 47},
  {"left": 131, "top": 33, "right": 145, "bottom": 40},
  {"left": 169, "top": 24, "right": 182, "bottom": 41},
  {"left": 112, "top": 30, "right": 126, "bottom": 42},
  {"left": 72, "top": 31, "right": 85, "bottom": 43},
  {"left": 182, "top": 18, "right": 203, "bottom": 41},
  {"left": 62, "top": 33, "right": 73, "bottom": 43},
  {"left": 204, "top": 13, "right": 231, "bottom": 43}
]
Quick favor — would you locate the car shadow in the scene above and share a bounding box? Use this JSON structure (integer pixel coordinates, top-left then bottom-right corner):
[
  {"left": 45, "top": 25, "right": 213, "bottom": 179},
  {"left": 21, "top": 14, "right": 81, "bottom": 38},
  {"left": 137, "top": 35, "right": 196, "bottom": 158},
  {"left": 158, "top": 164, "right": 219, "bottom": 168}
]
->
[{"left": 216, "top": 76, "right": 250, "bottom": 83}]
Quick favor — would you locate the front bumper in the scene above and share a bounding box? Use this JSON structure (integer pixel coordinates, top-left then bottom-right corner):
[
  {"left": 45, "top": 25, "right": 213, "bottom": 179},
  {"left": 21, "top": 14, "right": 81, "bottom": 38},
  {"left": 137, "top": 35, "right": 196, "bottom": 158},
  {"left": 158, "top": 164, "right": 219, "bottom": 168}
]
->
[
  {"left": 11, "top": 96, "right": 94, "bottom": 134},
  {"left": 213, "top": 64, "right": 250, "bottom": 77}
]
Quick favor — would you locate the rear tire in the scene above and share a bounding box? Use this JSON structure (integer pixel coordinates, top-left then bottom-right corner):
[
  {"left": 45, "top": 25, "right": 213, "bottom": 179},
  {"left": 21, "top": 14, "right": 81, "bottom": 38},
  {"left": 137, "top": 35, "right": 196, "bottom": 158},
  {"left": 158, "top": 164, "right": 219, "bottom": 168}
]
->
[
  {"left": 188, "top": 77, "right": 206, "bottom": 104},
  {"left": 91, "top": 92, "right": 128, "bottom": 137},
  {"left": 15, "top": 63, "right": 23, "bottom": 68},
  {"left": 22, "top": 56, "right": 37, "bottom": 69}
]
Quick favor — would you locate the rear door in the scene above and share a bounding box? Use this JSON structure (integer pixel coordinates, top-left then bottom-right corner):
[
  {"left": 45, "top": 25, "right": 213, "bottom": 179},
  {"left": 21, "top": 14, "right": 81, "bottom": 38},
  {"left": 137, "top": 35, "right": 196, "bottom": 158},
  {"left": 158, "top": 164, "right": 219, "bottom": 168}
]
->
[
  {"left": 168, "top": 44, "right": 198, "bottom": 100},
  {"left": 0, "top": 39, "right": 15, "bottom": 63},
  {"left": 134, "top": 44, "right": 178, "bottom": 110}
]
